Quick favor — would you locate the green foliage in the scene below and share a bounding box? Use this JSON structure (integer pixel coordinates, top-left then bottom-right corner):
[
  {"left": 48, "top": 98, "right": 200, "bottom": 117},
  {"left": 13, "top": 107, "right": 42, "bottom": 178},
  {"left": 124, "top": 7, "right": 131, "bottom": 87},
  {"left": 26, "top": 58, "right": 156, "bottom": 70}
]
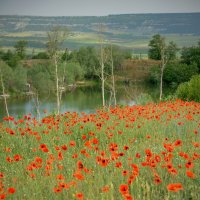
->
[
  {"left": 0, "top": 60, "right": 13, "bottom": 92},
  {"left": 76, "top": 46, "right": 99, "bottom": 79},
  {"left": 148, "top": 34, "right": 163, "bottom": 60},
  {"left": 148, "top": 62, "right": 199, "bottom": 87},
  {"left": 164, "top": 62, "right": 198, "bottom": 86},
  {"left": 12, "top": 65, "right": 27, "bottom": 92},
  {"left": 60, "top": 62, "right": 84, "bottom": 84},
  {"left": 109, "top": 45, "right": 132, "bottom": 69},
  {"left": 176, "top": 75, "right": 200, "bottom": 102},
  {"left": 181, "top": 42, "right": 200, "bottom": 71},
  {"left": 148, "top": 65, "right": 160, "bottom": 84},
  {"left": 27, "top": 64, "right": 54, "bottom": 94},
  {"left": 32, "top": 52, "right": 49, "bottom": 59},
  {"left": 148, "top": 34, "right": 178, "bottom": 60},
  {"left": 1, "top": 50, "right": 20, "bottom": 68},
  {"left": 14, "top": 40, "right": 28, "bottom": 59}
]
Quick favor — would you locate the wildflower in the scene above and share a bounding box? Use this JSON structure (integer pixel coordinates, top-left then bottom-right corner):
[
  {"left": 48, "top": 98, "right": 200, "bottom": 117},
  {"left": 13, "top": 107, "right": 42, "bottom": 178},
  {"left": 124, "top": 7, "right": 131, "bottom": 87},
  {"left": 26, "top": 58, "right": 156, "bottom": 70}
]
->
[
  {"left": 167, "top": 183, "right": 183, "bottom": 192},
  {"left": 100, "top": 158, "right": 109, "bottom": 167},
  {"left": 185, "top": 161, "right": 194, "bottom": 169},
  {"left": 77, "top": 161, "right": 84, "bottom": 170},
  {"left": 35, "top": 157, "right": 43, "bottom": 163},
  {"left": 119, "top": 184, "right": 129, "bottom": 195},
  {"left": 53, "top": 187, "right": 62, "bottom": 193},
  {"left": 154, "top": 176, "right": 162, "bottom": 184},
  {"left": 101, "top": 185, "right": 110, "bottom": 192},
  {"left": 0, "top": 173, "right": 4, "bottom": 178},
  {"left": 124, "top": 146, "right": 129, "bottom": 150},
  {"left": 174, "top": 139, "right": 182, "bottom": 147},
  {"left": 0, "top": 194, "right": 6, "bottom": 199},
  {"left": 8, "top": 187, "right": 16, "bottom": 194},
  {"left": 122, "top": 170, "right": 129, "bottom": 176},
  {"left": 186, "top": 171, "right": 195, "bottom": 179},
  {"left": 75, "top": 193, "right": 84, "bottom": 199},
  {"left": 70, "top": 141, "right": 76, "bottom": 147},
  {"left": 123, "top": 193, "right": 133, "bottom": 200},
  {"left": 135, "top": 153, "right": 141, "bottom": 158},
  {"left": 56, "top": 174, "right": 65, "bottom": 180},
  {"left": 14, "top": 154, "right": 22, "bottom": 162},
  {"left": 72, "top": 154, "right": 78, "bottom": 159},
  {"left": 73, "top": 171, "right": 84, "bottom": 180},
  {"left": 116, "top": 162, "right": 122, "bottom": 168}
]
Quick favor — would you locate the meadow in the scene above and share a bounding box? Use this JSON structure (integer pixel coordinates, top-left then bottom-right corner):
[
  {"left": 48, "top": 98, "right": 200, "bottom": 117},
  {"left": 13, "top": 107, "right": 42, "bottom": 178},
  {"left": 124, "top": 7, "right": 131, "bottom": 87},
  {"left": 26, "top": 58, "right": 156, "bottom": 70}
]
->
[{"left": 0, "top": 100, "right": 200, "bottom": 199}]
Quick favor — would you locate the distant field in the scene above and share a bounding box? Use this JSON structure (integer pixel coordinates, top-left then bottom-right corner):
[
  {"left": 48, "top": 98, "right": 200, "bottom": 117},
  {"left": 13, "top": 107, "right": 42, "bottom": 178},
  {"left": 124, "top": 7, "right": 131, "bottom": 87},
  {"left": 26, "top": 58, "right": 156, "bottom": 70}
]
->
[{"left": 1, "top": 31, "right": 200, "bottom": 53}]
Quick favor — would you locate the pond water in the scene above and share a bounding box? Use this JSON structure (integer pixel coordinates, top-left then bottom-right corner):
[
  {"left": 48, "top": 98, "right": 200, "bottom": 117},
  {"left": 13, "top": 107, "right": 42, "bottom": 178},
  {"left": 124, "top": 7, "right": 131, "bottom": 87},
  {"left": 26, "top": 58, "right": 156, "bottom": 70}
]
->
[{"left": 0, "top": 82, "right": 160, "bottom": 120}]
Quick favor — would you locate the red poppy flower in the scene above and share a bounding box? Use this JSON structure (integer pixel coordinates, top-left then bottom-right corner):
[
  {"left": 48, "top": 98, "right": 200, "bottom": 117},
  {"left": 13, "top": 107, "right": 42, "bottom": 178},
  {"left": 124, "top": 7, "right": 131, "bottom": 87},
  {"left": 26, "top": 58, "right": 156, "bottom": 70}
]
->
[
  {"left": 75, "top": 192, "right": 84, "bottom": 199},
  {"left": 186, "top": 171, "right": 195, "bottom": 179},
  {"left": 70, "top": 141, "right": 76, "bottom": 147},
  {"left": 119, "top": 184, "right": 129, "bottom": 195},
  {"left": 122, "top": 170, "right": 129, "bottom": 176},
  {"left": 53, "top": 187, "right": 62, "bottom": 193},
  {"left": 185, "top": 161, "right": 194, "bottom": 169},
  {"left": 73, "top": 171, "right": 84, "bottom": 180},
  {"left": 167, "top": 183, "right": 183, "bottom": 192},
  {"left": 8, "top": 187, "right": 16, "bottom": 194},
  {"left": 77, "top": 161, "right": 84, "bottom": 170},
  {"left": 0, "top": 194, "right": 6, "bottom": 199},
  {"left": 135, "top": 153, "right": 141, "bottom": 158},
  {"left": 174, "top": 139, "right": 182, "bottom": 147},
  {"left": 14, "top": 154, "right": 22, "bottom": 162},
  {"left": 101, "top": 185, "right": 110, "bottom": 192},
  {"left": 0, "top": 173, "right": 4, "bottom": 178}
]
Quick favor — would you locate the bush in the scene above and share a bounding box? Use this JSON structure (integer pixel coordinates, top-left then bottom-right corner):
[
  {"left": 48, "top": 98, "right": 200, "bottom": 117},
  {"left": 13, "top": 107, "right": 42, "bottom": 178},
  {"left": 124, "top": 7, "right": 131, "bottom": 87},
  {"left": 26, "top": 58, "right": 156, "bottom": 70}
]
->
[
  {"left": 176, "top": 75, "right": 200, "bottom": 102},
  {"left": 148, "top": 62, "right": 199, "bottom": 87},
  {"left": 164, "top": 62, "right": 198, "bottom": 86}
]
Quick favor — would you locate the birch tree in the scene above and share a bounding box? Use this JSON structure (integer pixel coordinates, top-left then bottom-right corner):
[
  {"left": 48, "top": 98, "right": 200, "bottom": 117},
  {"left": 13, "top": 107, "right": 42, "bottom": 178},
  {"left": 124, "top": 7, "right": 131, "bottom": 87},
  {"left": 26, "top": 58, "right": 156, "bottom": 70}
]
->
[
  {"left": 0, "top": 62, "right": 10, "bottom": 118},
  {"left": 46, "top": 26, "right": 68, "bottom": 114},
  {"left": 148, "top": 34, "right": 178, "bottom": 100}
]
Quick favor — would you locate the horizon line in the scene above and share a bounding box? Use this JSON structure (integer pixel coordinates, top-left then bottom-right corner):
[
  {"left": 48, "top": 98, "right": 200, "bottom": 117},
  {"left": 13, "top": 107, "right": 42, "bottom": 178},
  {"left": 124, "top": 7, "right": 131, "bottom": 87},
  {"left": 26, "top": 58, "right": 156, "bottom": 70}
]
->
[{"left": 0, "top": 11, "right": 200, "bottom": 18}]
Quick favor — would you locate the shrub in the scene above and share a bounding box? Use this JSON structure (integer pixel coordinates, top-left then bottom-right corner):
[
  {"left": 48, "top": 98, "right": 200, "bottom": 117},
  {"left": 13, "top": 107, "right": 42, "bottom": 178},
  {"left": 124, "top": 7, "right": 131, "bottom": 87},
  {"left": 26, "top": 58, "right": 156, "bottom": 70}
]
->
[
  {"left": 176, "top": 75, "right": 200, "bottom": 102},
  {"left": 164, "top": 63, "right": 198, "bottom": 86}
]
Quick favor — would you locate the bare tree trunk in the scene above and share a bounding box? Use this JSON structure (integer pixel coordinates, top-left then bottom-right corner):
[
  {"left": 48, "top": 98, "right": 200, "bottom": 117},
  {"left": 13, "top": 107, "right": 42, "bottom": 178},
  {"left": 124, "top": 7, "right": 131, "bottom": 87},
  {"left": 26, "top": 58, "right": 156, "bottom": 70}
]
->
[
  {"left": 110, "top": 43, "right": 117, "bottom": 106},
  {"left": 100, "top": 30, "right": 105, "bottom": 107},
  {"left": 159, "top": 66, "right": 164, "bottom": 101},
  {"left": 159, "top": 48, "right": 167, "bottom": 101},
  {"left": 0, "top": 71, "right": 9, "bottom": 118},
  {"left": 35, "top": 92, "right": 41, "bottom": 120},
  {"left": 54, "top": 55, "right": 60, "bottom": 114}
]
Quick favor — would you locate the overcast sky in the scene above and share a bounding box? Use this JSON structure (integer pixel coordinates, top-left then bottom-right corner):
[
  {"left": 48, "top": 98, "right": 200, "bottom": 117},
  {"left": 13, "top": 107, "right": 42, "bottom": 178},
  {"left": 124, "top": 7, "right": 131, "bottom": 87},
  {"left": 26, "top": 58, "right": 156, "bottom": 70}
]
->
[{"left": 0, "top": 0, "right": 200, "bottom": 16}]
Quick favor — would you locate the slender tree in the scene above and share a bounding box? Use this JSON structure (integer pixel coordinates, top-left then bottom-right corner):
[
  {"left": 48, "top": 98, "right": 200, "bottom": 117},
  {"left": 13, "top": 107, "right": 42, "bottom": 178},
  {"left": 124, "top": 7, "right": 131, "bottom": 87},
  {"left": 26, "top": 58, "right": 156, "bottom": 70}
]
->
[
  {"left": 148, "top": 34, "right": 178, "bottom": 100},
  {"left": 98, "top": 24, "right": 106, "bottom": 107},
  {"left": 0, "top": 66, "right": 9, "bottom": 118},
  {"left": 110, "top": 42, "right": 117, "bottom": 106},
  {"left": 46, "top": 26, "right": 68, "bottom": 114}
]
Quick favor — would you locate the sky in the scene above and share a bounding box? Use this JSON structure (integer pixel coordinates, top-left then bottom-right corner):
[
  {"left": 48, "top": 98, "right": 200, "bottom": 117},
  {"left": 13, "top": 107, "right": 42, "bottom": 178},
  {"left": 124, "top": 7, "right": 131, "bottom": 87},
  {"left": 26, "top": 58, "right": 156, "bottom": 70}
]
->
[{"left": 0, "top": 0, "right": 200, "bottom": 16}]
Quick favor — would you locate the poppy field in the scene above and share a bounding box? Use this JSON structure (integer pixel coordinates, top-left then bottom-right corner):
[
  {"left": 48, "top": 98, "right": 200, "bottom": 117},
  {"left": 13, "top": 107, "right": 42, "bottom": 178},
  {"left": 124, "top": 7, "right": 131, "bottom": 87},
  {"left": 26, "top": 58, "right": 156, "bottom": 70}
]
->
[{"left": 0, "top": 100, "right": 200, "bottom": 200}]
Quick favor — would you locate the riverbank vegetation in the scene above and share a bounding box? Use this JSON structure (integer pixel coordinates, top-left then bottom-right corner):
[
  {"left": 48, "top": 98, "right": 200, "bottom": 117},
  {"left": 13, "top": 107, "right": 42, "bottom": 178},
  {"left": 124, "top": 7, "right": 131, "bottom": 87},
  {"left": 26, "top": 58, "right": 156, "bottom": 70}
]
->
[{"left": 1, "top": 36, "right": 200, "bottom": 103}]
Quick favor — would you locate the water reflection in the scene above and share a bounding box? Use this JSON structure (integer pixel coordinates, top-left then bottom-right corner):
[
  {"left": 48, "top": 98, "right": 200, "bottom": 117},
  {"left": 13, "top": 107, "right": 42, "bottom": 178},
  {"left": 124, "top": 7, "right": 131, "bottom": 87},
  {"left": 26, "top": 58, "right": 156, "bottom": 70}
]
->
[{"left": 0, "top": 83, "right": 159, "bottom": 120}]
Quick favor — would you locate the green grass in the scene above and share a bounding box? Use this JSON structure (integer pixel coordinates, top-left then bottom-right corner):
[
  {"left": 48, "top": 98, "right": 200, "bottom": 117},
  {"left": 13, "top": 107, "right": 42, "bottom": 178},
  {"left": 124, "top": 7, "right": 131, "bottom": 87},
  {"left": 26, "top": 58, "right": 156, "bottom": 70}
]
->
[{"left": 1, "top": 100, "right": 200, "bottom": 199}]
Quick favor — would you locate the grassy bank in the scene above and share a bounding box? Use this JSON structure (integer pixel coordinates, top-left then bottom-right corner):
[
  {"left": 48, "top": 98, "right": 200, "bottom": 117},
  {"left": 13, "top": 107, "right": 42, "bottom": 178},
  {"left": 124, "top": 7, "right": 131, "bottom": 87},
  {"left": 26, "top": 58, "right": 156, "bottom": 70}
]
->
[{"left": 0, "top": 100, "right": 200, "bottom": 199}]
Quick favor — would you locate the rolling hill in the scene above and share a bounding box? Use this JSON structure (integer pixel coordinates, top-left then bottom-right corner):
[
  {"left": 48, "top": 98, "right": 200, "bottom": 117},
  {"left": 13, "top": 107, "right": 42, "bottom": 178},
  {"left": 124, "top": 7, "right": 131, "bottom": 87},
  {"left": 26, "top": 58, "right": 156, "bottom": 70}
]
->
[{"left": 0, "top": 13, "right": 200, "bottom": 53}]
